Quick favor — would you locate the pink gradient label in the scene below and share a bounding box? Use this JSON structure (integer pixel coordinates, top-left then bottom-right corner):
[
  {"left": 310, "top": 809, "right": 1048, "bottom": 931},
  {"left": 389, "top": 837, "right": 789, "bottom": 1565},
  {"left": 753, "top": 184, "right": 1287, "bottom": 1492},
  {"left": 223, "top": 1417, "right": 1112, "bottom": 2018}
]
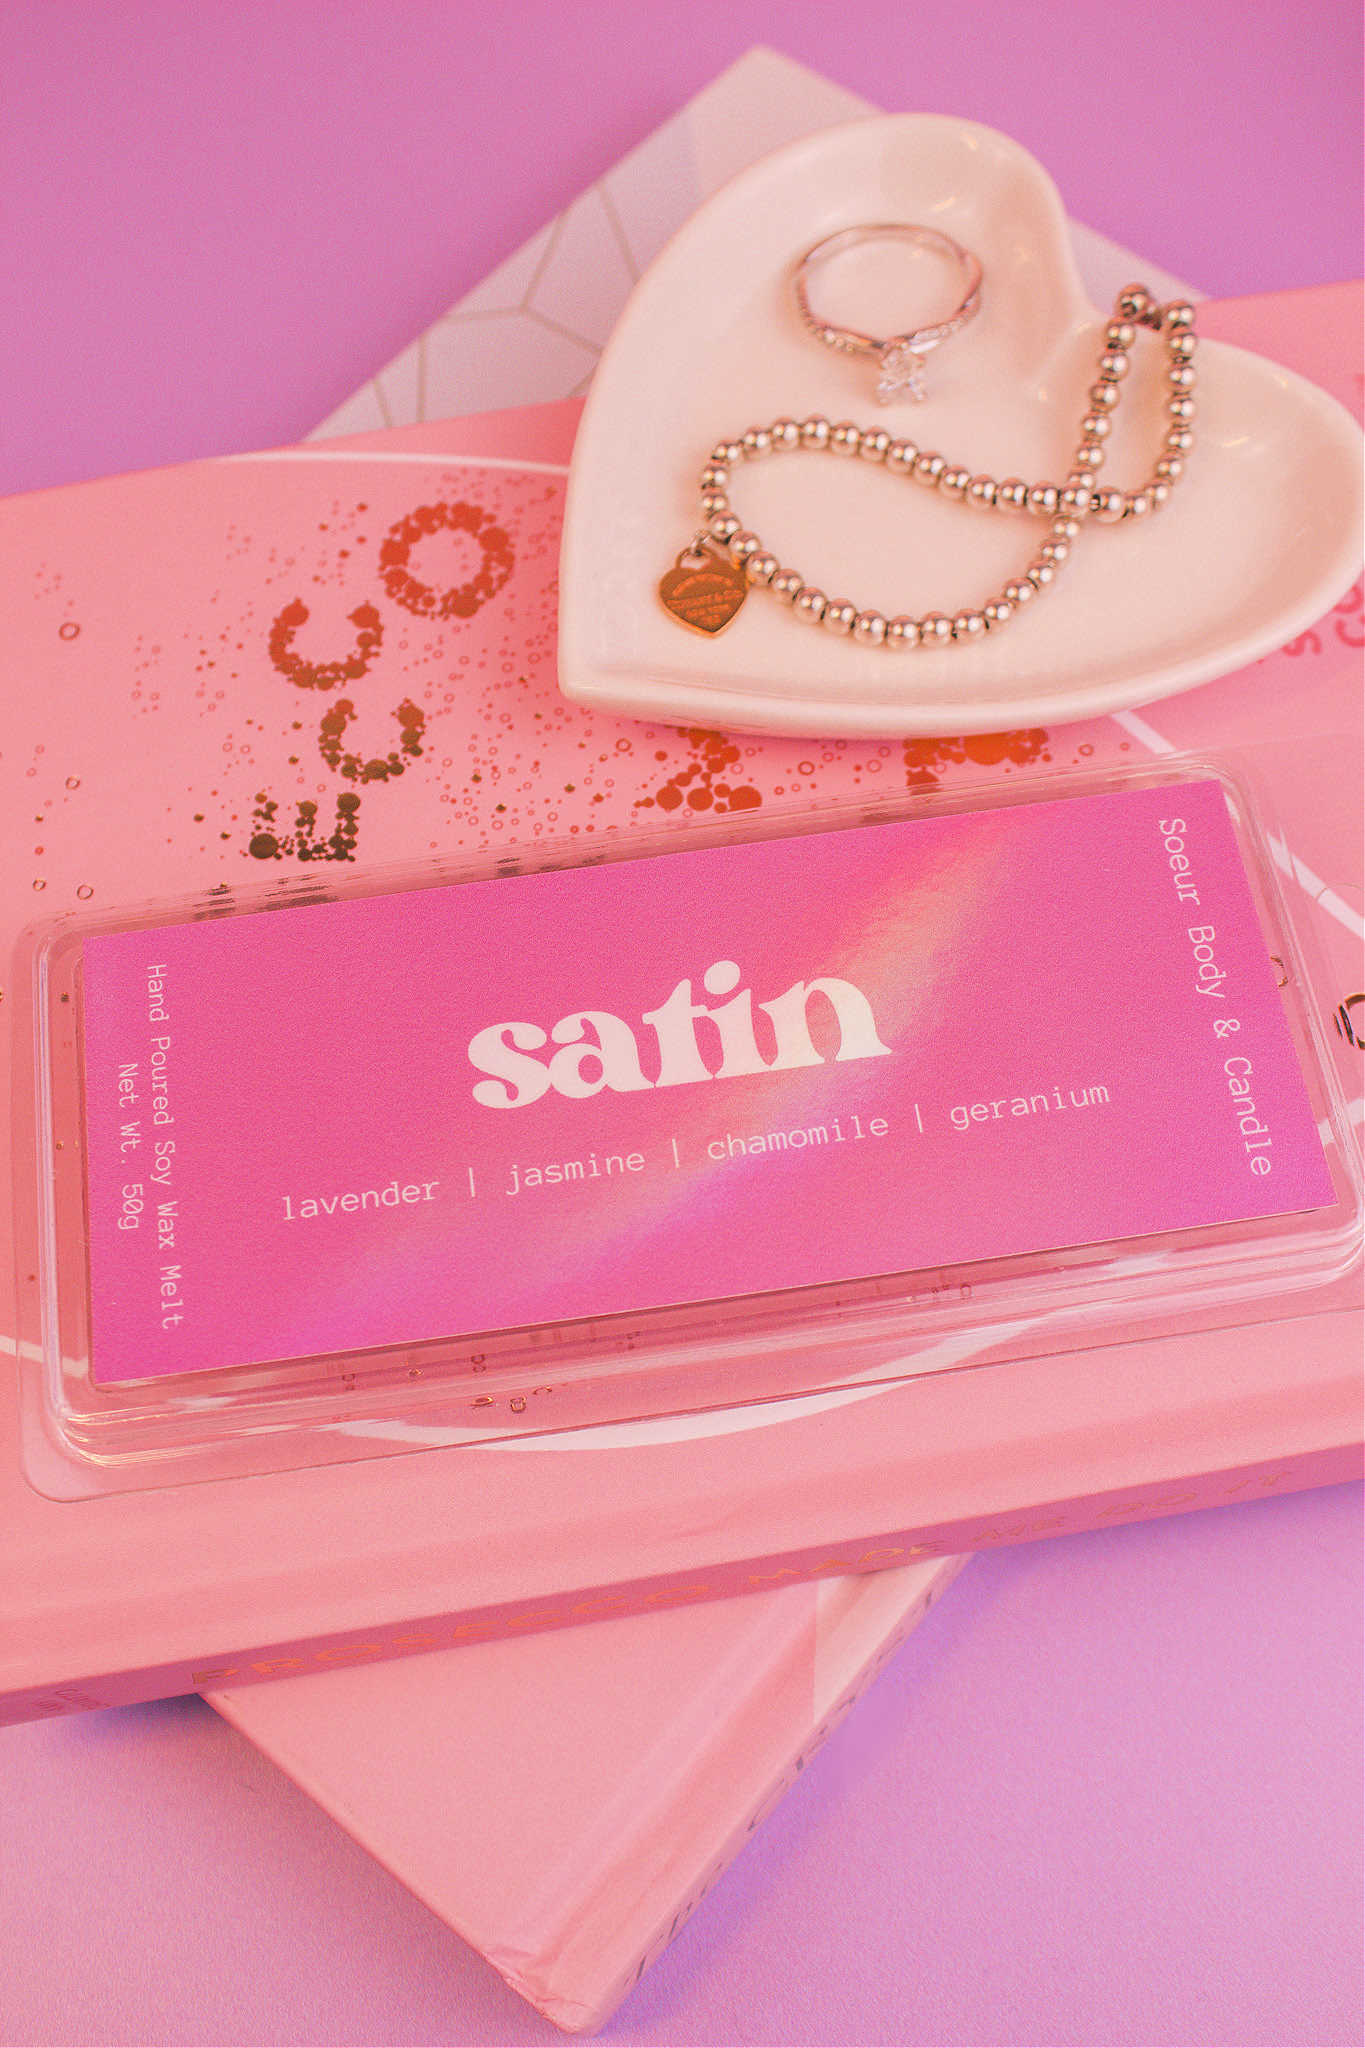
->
[{"left": 80, "top": 780, "right": 1335, "bottom": 1384}]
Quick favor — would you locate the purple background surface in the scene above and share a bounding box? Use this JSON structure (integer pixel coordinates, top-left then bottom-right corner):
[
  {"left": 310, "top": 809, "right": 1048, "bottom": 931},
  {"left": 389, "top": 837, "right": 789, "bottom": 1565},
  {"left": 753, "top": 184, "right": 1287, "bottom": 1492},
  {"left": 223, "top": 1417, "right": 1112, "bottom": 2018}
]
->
[{"left": 2, "top": 6, "right": 1361, "bottom": 2046}]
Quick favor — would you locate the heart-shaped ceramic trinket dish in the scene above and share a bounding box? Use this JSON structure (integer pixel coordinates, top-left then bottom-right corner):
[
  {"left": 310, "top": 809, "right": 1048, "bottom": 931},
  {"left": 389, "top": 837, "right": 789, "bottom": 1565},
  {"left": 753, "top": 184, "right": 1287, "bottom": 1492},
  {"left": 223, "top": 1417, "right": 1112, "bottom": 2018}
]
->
[{"left": 559, "top": 116, "right": 1362, "bottom": 737}]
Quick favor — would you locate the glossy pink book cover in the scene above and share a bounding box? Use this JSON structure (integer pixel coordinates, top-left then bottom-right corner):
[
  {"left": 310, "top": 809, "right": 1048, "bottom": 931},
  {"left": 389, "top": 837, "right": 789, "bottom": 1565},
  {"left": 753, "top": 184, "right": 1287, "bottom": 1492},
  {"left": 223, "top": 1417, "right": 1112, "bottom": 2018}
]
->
[
  {"left": 212, "top": 1556, "right": 965, "bottom": 2034},
  {"left": 0, "top": 287, "right": 1359, "bottom": 1731},
  {"left": 80, "top": 781, "right": 1332, "bottom": 1385}
]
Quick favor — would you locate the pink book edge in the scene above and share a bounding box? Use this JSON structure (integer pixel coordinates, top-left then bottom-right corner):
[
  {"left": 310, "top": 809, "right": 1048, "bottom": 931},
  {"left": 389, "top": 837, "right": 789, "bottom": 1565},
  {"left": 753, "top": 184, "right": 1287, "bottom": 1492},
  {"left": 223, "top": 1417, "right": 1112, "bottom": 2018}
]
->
[{"left": 211, "top": 1555, "right": 967, "bottom": 2033}]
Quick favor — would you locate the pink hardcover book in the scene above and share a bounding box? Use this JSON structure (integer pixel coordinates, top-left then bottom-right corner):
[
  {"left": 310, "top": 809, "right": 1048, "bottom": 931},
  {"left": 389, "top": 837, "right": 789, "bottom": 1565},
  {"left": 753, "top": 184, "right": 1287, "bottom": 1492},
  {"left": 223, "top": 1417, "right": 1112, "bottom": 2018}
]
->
[
  {"left": 1, "top": 286, "right": 1360, "bottom": 1732},
  {"left": 213, "top": 1555, "right": 966, "bottom": 2033}
]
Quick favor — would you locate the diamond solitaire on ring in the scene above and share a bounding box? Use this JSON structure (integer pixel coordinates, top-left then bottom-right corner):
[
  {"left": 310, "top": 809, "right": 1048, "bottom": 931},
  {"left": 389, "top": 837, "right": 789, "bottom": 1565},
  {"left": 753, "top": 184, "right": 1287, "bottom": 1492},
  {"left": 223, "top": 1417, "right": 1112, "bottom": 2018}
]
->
[{"left": 792, "top": 224, "right": 984, "bottom": 403}]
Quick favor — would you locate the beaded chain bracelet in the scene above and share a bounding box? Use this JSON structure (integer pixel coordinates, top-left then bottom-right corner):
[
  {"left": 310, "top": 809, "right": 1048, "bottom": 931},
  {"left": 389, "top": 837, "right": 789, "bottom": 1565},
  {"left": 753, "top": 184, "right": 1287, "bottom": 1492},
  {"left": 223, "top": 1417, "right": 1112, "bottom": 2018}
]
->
[{"left": 658, "top": 284, "right": 1197, "bottom": 647}]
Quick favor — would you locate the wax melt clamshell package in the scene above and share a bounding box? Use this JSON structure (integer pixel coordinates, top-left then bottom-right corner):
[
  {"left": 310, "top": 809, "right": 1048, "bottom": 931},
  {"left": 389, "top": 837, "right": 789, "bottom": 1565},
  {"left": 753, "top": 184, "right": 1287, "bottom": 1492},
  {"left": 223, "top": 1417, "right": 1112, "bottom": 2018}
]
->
[{"left": 10, "top": 753, "right": 1358, "bottom": 1503}]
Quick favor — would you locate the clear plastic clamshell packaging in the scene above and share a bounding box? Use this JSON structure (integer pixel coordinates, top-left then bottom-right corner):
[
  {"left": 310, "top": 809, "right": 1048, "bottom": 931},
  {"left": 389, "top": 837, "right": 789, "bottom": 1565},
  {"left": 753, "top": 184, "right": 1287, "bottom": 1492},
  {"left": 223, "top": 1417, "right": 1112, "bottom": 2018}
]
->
[{"left": 11, "top": 756, "right": 1360, "bottom": 1496}]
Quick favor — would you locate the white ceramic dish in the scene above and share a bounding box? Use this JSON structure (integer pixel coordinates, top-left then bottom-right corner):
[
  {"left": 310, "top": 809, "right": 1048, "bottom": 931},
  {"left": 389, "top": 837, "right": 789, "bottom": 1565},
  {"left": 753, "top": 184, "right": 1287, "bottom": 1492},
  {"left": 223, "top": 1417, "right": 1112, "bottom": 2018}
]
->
[{"left": 559, "top": 116, "right": 1363, "bottom": 738}]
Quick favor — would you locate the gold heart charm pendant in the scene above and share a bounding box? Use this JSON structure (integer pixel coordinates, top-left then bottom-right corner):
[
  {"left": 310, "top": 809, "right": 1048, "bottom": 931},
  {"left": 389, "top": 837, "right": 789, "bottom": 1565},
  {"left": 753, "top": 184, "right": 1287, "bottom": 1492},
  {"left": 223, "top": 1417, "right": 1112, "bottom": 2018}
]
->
[{"left": 659, "top": 546, "right": 747, "bottom": 635}]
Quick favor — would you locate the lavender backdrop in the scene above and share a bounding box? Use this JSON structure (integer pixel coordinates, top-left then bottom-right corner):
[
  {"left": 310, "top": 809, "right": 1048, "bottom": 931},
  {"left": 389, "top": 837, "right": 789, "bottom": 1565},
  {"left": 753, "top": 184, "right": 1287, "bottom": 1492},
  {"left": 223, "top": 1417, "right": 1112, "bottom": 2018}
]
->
[{"left": 2, "top": 5, "right": 1361, "bottom": 2045}]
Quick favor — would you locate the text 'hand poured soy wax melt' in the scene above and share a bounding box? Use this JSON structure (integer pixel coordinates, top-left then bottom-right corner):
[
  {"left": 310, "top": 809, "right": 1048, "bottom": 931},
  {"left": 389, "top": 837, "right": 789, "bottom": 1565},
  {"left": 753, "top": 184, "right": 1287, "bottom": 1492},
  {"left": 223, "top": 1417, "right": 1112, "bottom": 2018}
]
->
[{"left": 18, "top": 768, "right": 1355, "bottom": 1487}]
